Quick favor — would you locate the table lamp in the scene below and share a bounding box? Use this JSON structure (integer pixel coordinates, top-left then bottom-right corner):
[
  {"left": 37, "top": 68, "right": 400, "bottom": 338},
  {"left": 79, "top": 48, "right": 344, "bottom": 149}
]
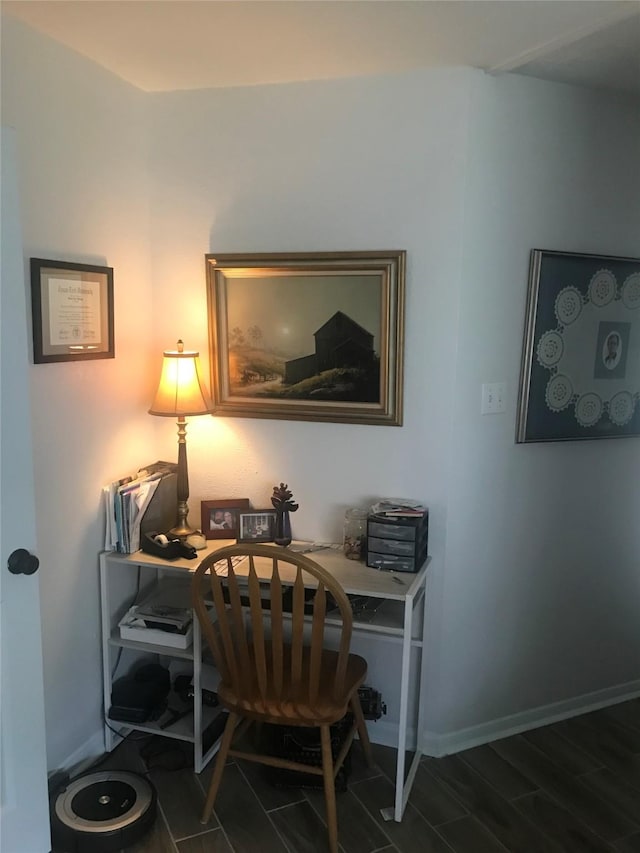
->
[{"left": 149, "top": 340, "right": 213, "bottom": 538}]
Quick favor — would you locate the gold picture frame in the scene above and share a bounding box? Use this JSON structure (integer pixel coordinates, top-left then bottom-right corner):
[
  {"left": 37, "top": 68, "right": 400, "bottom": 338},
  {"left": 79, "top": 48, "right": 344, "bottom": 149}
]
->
[{"left": 205, "top": 251, "right": 405, "bottom": 426}]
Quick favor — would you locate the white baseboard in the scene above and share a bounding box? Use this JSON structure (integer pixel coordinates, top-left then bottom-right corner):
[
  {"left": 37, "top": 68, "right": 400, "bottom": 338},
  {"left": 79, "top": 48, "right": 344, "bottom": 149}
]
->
[
  {"left": 55, "top": 723, "right": 409, "bottom": 781},
  {"left": 420, "top": 680, "right": 640, "bottom": 757},
  {"left": 366, "top": 718, "right": 416, "bottom": 751},
  {"left": 52, "top": 680, "right": 639, "bottom": 776},
  {"left": 49, "top": 730, "right": 105, "bottom": 780}
]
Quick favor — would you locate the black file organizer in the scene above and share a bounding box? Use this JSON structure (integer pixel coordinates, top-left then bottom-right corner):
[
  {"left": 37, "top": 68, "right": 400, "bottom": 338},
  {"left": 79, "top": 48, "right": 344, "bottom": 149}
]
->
[
  {"left": 366, "top": 511, "right": 429, "bottom": 573},
  {"left": 139, "top": 472, "right": 178, "bottom": 540}
]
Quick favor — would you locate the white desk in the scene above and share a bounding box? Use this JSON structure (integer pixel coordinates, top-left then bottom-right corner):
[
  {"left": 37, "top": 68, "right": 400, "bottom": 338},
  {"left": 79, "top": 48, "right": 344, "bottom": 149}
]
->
[{"left": 99, "top": 541, "right": 429, "bottom": 822}]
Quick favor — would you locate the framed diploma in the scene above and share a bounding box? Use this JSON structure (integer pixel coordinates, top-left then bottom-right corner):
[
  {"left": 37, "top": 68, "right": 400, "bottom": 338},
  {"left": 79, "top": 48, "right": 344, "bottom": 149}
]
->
[{"left": 30, "top": 259, "right": 114, "bottom": 363}]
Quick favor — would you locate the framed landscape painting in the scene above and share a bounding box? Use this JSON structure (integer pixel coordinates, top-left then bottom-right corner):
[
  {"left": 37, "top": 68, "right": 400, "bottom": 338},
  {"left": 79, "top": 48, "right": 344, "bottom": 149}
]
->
[
  {"left": 516, "top": 249, "right": 640, "bottom": 443},
  {"left": 205, "top": 251, "right": 405, "bottom": 426}
]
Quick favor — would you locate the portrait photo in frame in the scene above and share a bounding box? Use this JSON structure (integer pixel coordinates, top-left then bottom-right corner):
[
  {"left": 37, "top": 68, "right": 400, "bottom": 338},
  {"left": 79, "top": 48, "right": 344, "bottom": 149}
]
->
[
  {"left": 516, "top": 249, "right": 640, "bottom": 443},
  {"left": 206, "top": 251, "right": 405, "bottom": 426},
  {"left": 201, "top": 498, "right": 250, "bottom": 540},
  {"left": 30, "top": 258, "right": 114, "bottom": 363},
  {"left": 238, "top": 510, "right": 277, "bottom": 543}
]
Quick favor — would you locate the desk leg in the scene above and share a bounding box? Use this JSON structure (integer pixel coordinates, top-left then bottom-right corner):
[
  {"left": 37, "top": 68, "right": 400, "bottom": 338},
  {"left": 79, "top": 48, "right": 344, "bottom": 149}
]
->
[
  {"left": 99, "top": 558, "right": 112, "bottom": 753},
  {"left": 100, "top": 558, "right": 119, "bottom": 753},
  {"left": 99, "top": 556, "right": 127, "bottom": 753},
  {"left": 381, "top": 587, "right": 422, "bottom": 822},
  {"left": 192, "top": 616, "right": 203, "bottom": 773}
]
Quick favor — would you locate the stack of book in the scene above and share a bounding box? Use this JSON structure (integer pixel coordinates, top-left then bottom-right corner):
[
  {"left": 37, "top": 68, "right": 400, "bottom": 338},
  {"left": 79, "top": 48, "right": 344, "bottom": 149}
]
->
[
  {"left": 369, "top": 498, "right": 427, "bottom": 517},
  {"left": 103, "top": 460, "right": 177, "bottom": 554}
]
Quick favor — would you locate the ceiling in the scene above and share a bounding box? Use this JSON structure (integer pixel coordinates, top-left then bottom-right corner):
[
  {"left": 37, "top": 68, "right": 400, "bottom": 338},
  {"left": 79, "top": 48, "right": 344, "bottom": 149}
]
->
[{"left": 3, "top": 0, "right": 640, "bottom": 97}]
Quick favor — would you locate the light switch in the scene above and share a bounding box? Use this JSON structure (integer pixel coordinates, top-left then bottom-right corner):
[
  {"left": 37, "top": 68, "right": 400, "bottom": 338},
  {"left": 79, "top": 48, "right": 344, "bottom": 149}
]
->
[{"left": 481, "top": 382, "right": 506, "bottom": 415}]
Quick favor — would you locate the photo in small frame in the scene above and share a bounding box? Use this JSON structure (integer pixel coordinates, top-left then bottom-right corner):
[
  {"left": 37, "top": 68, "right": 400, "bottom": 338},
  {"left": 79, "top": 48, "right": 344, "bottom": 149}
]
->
[
  {"left": 201, "top": 498, "right": 250, "bottom": 540},
  {"left": 238, "top": 510, "right": 277, "bottom": 542}
]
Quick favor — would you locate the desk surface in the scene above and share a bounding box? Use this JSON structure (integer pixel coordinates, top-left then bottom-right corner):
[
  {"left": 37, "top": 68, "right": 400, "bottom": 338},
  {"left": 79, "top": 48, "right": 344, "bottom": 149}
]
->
[{"left": 108, "top": 541, "right": 429, "bottom": 602}]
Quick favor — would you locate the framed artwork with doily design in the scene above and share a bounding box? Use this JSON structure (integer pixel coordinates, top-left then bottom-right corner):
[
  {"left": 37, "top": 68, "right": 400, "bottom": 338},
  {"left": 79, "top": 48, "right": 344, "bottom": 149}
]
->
[{"left": 517, "top": 249, "right": 640, "bottom": 443}]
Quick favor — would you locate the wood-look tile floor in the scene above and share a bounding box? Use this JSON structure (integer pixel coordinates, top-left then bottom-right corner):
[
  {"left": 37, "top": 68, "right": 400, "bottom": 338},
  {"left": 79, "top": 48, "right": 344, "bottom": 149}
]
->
[{"left": 60, "top": 698, "right": 640, "bottom": 853}]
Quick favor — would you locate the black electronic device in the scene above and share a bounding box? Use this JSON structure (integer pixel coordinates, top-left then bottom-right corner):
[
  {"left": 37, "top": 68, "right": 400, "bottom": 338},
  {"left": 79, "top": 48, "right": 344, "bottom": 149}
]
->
[
  {"left": 202, "top": 712, "right": 229, "bottom": 754},
  {"left": 141, "top": 531, "right": 197, "bottom": 561},
  {"left": 173, "top": 674, "right": 219, "bottom": 708},
  {"left": 220, "top": 584, "right": 340, "bottom": 615},
  {"left": 108, "top": 664, "right": 170, "bottom": 724},
  {"left": 358, "top": 686, "right": 387, "bottom": 720},
  {"left": 263, "top": 714, "right": 353, "bottom": 791}
]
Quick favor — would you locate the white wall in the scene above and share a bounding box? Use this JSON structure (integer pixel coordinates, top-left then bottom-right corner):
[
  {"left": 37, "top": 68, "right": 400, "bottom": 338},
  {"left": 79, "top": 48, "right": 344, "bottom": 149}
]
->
[
  {"left": 147, "top": 68, "right": 472, "bottom": 553},
  {"left": 148, "top": 70, "right": 640, "bottom": 751},
  {"left": 147, "top": 70, "right": 474, "bottom": 756},
  {"left": 1, "top": 17, "right": 156, "bottom": 770},
  {"left": 434, "top": 74, "right": 640, "bottom": 745},
  {"left": 3, "top": 12, "right": 639, "bottom": 770}
]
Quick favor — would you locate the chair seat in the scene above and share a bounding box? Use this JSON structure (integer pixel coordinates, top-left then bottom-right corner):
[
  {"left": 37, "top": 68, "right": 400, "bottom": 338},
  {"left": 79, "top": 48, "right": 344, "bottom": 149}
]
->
[{"left": 217, "top": 648, "right": 367, "bottom": 726}]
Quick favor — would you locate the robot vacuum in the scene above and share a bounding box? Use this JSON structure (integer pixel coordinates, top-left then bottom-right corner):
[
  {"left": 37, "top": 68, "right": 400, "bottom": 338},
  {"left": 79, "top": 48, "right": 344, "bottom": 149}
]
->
[{"left": 50, "top": 770, "right": 156, "bottom": 853}]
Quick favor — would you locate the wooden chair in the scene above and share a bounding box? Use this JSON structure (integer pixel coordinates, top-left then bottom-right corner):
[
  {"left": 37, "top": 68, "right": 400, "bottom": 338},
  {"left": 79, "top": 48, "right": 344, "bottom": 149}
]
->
[{"left": 191, "top": 542, "right": 374, "bottom": 853}]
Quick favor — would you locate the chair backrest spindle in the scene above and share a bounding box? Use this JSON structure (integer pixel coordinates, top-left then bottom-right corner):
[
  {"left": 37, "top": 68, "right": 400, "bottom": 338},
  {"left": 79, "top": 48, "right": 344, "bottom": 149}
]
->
[
  {"left": 309, "top": 582, "right": 326, "bottom": 705},
  {"left": 227, "top": 563, "right": 252, "bottom": 696},
  {"left": 270, "top": 559, "right": 284, "bottom": 697},
  {"left": 290, "top": 566, "right": 305, "bottom": 699}
]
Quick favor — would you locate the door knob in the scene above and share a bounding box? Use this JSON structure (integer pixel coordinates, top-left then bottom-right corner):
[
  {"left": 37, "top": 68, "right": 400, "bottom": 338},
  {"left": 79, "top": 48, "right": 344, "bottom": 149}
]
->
[{"left": 7, "top": 548, "right": 39, "bottom": 575}]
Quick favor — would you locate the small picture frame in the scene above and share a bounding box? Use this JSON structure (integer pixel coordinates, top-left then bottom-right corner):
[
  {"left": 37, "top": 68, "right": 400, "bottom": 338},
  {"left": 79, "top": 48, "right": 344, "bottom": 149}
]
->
[
  {"left": 30, "top": 258, "right": 115, "bottom": 363},
  {"left": 238, "top": 510, "right": 277, "bottom": 543},
  {"left": 201, "top": 498, "right": 250, "bottom": 540}
]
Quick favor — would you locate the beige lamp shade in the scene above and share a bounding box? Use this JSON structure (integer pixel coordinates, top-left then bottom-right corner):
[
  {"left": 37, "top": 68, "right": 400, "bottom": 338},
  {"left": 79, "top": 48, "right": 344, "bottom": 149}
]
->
[{"left": 149, "top": 340, "right": 214, "bottom": 417}]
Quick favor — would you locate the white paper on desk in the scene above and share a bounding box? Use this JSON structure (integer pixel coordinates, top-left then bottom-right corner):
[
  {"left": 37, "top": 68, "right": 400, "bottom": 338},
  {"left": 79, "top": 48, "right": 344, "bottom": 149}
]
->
[
  {"left": 129, "top": 477, "right": 160, "bottom": 553},
  {"left": 211, "top": 554, "right": 246, "bottom": 577},
  {"left": 288, "top": 542, "right": 334, "bottom": 554},
  {"left": 103, "top": 482, "right": 119, "bottom": 551},
  {"left": 102, "top": 485, "right": 111, "bottom": 550}
]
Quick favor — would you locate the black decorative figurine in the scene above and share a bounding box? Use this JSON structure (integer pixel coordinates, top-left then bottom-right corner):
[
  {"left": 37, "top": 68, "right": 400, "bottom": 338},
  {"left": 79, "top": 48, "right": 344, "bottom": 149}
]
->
[{"left": 271, "top": 483, "right": 298, "bottom": 547}]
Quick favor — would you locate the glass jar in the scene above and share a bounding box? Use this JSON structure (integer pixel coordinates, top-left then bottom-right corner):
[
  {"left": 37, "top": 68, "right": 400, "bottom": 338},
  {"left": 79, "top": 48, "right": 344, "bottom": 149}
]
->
[{"left": 343, "top": 507, "right": 367, "bottom": 560}]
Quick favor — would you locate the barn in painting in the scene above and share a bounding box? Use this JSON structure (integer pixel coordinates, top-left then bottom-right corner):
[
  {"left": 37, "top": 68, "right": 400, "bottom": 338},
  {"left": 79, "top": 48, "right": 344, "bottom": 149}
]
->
[{"left": 284, "top": 311, "right": 375, "bottom": 384}]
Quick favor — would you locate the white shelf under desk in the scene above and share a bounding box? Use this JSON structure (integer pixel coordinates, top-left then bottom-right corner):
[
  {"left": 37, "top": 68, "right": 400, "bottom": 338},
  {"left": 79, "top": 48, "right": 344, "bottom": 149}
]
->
[{"left": 99, "top": 540, "right": 430, "bottom": 820}]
